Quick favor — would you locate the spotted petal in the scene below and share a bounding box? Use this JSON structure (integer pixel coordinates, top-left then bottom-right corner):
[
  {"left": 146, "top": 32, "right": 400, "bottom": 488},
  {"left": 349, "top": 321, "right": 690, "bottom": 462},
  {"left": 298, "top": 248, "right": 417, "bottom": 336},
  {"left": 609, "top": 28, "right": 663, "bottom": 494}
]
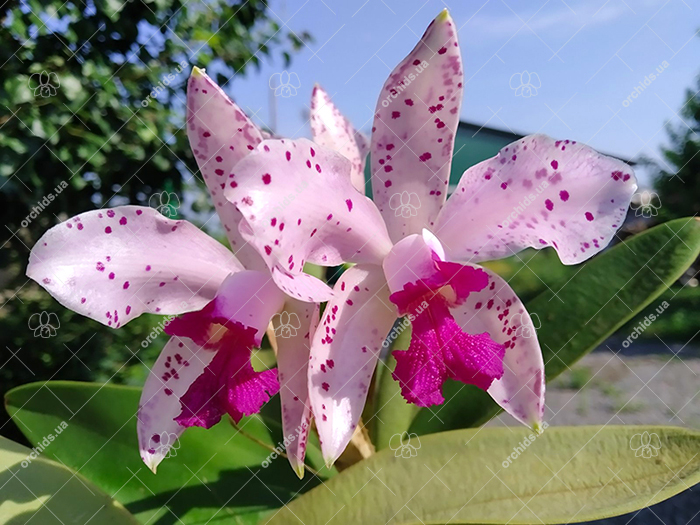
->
[
  {"left": 450, "top": 266, "right": 545, "bottom": 428},
  {"left": 311, "top": 84, "right": 369, "bottom": 193},
  {"left": 225, "top": 138, "right": 392, "bottom": 302},
  {"left": 370, "top": 9, "right": 463, "bottom": 242},
  {"left": 187, "top": 67, "right": 265, "bottom": 269},
  {"left": 308, "top": 264, "right": 395, "bottom": 466},
  {"left": 160, "top": 271, "right": 285, "bottom": 430},
  {"left": 275, "top": 299, "right": 320, "bottom": 478},
  {"left": 27, "top": 206, "right": 242, "bottom": 328},
  {"left": 435, "top": 134, "right": 637, "bottom": 265},
  {"left": 138, "top": 335, "right": 216, "bottom": 473}
]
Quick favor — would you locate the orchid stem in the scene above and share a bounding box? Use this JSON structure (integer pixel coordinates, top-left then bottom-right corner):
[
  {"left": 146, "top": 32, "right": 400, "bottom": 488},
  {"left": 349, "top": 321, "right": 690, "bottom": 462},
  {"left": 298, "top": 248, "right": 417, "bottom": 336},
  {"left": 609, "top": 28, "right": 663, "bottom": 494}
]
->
[{"left": 230, "top": 419, "right": 321, "bottom": 477}]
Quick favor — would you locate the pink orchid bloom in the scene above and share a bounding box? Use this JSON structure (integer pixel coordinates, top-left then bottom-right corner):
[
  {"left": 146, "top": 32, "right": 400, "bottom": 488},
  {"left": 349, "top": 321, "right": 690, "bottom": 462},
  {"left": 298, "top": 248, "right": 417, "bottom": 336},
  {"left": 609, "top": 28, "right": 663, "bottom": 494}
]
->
[
  {"left": 26, "top": 67, "right": 363, "bottom": 477},
  {"left": 224, "top": 9, "right": 637, "bottom": 465}
]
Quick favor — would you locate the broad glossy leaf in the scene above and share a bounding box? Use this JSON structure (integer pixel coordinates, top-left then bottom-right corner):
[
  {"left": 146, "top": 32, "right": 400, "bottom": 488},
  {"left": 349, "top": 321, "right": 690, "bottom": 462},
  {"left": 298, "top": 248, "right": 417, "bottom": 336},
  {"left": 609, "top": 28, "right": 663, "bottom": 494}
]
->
[
  {"left": 5, "top": 381, "right": 333, "bottom": 525},
  {"left": 0, "top": 435, "right": 137, "bottom": 524},
  {"left": 266, "top": 425, "right": 700, "bottom": 524},
  {"left": 411, "top": 217, "right": 700, "bottom": 434}
]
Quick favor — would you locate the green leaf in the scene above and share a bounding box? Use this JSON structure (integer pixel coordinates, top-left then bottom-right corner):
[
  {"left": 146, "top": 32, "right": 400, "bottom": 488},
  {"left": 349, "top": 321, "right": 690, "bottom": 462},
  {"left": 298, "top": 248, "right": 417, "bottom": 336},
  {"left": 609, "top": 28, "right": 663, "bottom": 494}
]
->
[
  {"left": 0, "top": 435, "right": 138, "bottom": 524},
  {"left": 5, "top": 381, "right": 333, "bottom": 524},
  {"left": 411, "top": 217, "right": 700, "bottom": 434},
  {"left": 371, "top": 326, "right": 418, "bottom": 450},
  {"left": 267, "top": 425, "right": 700, "bottom": 524}
]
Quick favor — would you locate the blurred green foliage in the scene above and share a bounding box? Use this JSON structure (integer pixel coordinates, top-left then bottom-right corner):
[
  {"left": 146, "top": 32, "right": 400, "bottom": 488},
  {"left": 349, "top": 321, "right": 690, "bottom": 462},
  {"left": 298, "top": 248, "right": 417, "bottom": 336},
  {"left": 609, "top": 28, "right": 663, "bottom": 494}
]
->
[
  {"left": 0, "top": 0, "right": 309, "bottom": 443},
  {"left": 654, "top": 73, "right": 700, "bottom": 221}
]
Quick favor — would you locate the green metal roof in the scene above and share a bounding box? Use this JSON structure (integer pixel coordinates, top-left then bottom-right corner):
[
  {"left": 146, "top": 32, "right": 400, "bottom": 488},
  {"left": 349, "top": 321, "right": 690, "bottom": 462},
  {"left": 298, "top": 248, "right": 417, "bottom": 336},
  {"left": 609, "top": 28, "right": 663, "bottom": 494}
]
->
[{"left": 449, "top": 122, "right": 524, "bottom": 187}]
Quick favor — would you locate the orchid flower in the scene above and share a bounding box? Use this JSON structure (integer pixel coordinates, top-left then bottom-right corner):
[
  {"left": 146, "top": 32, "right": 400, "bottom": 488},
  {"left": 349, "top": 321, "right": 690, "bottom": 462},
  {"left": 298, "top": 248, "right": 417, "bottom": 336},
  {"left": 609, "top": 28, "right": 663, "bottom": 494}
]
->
[
  {"left": 25, "top": 67, "right": 366, "bottom": 477},
  {"left": 224, "top": 9, "right": 637, "bottom": 465}
]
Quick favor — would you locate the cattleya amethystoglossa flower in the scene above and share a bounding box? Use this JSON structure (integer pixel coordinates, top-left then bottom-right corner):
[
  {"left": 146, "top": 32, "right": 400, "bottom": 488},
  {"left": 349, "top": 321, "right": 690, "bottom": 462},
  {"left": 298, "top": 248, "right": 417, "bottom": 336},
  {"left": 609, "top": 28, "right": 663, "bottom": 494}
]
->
[
  {"left": 25, "top": 67, "right": 372, "bottom": 477},
  {"left": 224, "top": 9, "right": 637, "bottom": 465}
]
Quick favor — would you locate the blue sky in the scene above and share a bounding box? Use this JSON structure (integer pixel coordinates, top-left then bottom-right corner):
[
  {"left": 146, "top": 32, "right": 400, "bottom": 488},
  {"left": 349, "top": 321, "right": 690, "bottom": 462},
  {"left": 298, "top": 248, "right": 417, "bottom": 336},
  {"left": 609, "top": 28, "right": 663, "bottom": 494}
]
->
[{"left": 223, "top": 0, "right": 699, "bottom": 186}]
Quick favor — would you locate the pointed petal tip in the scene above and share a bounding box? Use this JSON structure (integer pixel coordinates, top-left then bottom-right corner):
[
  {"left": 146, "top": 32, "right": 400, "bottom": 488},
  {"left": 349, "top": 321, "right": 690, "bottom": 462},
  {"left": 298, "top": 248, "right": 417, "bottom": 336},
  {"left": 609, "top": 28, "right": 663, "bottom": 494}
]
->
[
  {"left": 437, "top": 8, "right": 450, "bottom": 21},
  {"left": 322, "top": 445, "right": 343, "bottom": 470},
  {"left": 324, "top": 456, "right": 337, "bottom": 471},
  {"left": 142, "top": 454, "right": 160, "bottom": 474},
  {"left": 294, "top": 464, "right": 305, "bottom": 479},
  {"left": 191, "top": 66, "right": 206, "bottom": 78},
  {"left": 532, "top": 420, "right": 545, "bottom": 435}
]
